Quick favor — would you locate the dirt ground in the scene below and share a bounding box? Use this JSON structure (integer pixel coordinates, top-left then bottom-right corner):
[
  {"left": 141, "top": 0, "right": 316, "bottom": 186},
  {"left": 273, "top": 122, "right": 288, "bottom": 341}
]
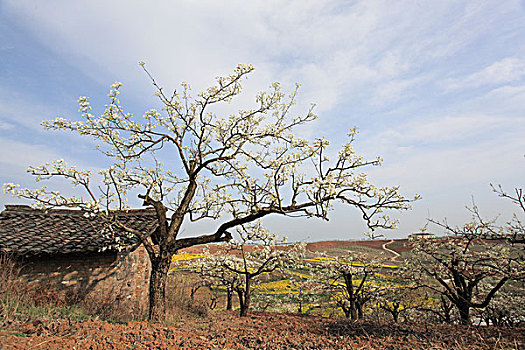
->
[
  {"left": 1, "top": 311, "right": 523, "bottom": 350},
  {"left": 306, "top": 240, "right": 388, "bottom": 252}
]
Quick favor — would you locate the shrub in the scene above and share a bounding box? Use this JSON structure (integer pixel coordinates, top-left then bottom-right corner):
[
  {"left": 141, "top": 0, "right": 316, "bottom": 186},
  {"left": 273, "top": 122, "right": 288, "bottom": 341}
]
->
[{"left": 0, "top": 254, "right": 26, "bottom": 320}]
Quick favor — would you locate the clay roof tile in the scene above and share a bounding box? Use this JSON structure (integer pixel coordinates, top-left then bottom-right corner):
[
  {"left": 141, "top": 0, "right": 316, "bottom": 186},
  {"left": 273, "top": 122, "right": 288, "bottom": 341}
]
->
[{"left": 0, "top": 205, "right": 158, "bottom": 256}]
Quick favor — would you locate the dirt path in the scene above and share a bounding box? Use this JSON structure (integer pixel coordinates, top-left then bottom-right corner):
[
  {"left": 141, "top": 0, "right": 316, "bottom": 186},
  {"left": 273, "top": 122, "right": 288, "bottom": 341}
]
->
[{"left": 382, "top": 240, "right": 401, "bottom": 261}]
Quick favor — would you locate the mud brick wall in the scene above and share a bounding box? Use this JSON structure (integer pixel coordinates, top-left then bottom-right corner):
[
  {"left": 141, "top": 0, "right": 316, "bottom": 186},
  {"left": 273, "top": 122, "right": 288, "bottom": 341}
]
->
[{"left": 19, "top": 245, "right": 151, "bottom": 318}]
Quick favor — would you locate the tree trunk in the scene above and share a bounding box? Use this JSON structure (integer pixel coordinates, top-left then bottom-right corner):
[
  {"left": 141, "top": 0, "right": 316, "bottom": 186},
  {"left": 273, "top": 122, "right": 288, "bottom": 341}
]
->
[
  {"left": 226, "top": 288, "right": 233, "bottom": 310},
  {"left": 440, "top": 296, "right": 452, "bottom": 324},
  {"left": 148, "top": 256, "right": 171, "bottom": 322},
  {"left": 239, "top": 277, "right": 251, "bottom": 317},
  {"left": 343, "top": 273, "right": 359, "bottom": 321},
  {"left": 237, "top": 288, "right": 246, "bottom": 316},
  {"left": 458, "top": 304, "right": 471, "bottom": 325},
  {"left": 392, "top": 311, "right": 399, "bottom": 323},
  {"left": 341, "top": 304, "right": 351, "bottom": 318},
  {"left": 391, "top": 302, "right": 400, "bottom": 323},
  {"left": 357, "top": 303, "right": 364, "bottom": 320},
  {"left": 350, "top": 300, "right": 358, "bottom": 320}
]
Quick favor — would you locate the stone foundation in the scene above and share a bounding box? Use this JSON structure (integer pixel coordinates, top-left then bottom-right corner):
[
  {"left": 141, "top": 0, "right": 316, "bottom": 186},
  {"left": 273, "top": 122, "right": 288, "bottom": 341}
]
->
[{"left": 19, "top": 245, "right": 151, "bottom": 318}]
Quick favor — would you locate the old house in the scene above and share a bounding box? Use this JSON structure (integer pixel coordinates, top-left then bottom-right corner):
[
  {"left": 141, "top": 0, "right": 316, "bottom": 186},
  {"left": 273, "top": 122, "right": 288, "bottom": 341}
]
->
[
  {"left": 408, "top": 232, "right": 436, "bottom": 240},
  {"left": 0, "top": 205, "right": 157, "bottom": 318}
]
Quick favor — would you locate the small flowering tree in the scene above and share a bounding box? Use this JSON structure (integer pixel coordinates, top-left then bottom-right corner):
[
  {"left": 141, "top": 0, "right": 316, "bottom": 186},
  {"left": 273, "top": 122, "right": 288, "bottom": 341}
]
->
[
  {"left": 374, "top": 286, "right": 426, "bottom": 323},
  {"left": 320, "top": 253, "right": 389, "bottom": 320},
  {"left": 417, "top": 291, "right": 456, "bottom": 324},
  {"left": 407, "top": 226, "right": 524, "bottom": 325},
  {"left": 288, "top": 276, "right": 322, "bottom": 314},
  {"left": 3, "top": 63, "right": 414, "bottom": 321},
  {"left": 205, "top": 222, "right": 305, "bottom": 317},
  {"left": 190, "top": 250, "right": 243, "bottom": 311},
  {"left": 406, "top": 184, "right": 525, "bottom": 325},
  {"left": 476, "top": 280, "right": 525, "bottom": 326}
]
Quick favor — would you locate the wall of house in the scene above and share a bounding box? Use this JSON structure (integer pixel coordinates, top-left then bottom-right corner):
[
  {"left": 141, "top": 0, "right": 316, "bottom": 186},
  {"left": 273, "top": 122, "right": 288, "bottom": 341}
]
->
[{"left": 19, "top": 245, "right": 151, "bottom": 319}]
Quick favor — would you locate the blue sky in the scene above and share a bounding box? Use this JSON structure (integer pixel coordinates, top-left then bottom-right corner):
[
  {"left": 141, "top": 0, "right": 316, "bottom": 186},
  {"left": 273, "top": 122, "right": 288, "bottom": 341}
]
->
[{"left": 1, "top": 1, "right": 524, "bottom": 241}]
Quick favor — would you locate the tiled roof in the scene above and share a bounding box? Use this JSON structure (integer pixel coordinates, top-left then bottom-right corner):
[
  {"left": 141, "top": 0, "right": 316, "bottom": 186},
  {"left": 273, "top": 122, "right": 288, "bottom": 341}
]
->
[{"left": 0, "top": 205, "right": 158, "bottom": 256}]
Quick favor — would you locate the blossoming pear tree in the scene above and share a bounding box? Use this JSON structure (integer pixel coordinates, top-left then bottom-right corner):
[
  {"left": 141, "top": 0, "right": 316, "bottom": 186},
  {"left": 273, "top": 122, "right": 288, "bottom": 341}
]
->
[
  {"left": 3, "top": 63, "right": 414, "bottom": 321},
  {"left": 319, "top": 253, "right": 390, "bottom": 320},
  {"left": 373, "top": 286, "right": 426, "bottom": 323},
  {"left": 476, "top": 280, "right": 525, "bottom": 327},
  {"left": 287, "top": 274, "right": 323, "bottom": 314},
  {"left": 407, "top": 220, "right": 524, "bottom": 325},
  {"left": 195, "top": 221, "right": 305, "bottom": 317},
  {"left": 190, "top": 248, "right": 243, "bottom": 311},
  {"left": 422, "top": 293, "right": 455, "bottom": 324}
]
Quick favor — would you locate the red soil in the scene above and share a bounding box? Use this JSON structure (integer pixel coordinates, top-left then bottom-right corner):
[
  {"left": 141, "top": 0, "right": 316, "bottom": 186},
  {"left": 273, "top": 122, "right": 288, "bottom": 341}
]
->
[
  {"left": 306, "top": 239, "right": 389, "bottom": 252},
  {"left": 1, "top": 311, "right": 522, "bottom": 349},
  {"left": 181, "top": 239, "right": 412, "bottom": 260}
]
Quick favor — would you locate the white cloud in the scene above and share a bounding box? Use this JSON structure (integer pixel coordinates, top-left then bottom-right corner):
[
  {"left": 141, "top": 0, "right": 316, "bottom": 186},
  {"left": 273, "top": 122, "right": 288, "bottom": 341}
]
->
[
  {"left": 0, "top": 121, "right": 14, "bottom": 131},
  {"left": 5, "top": 1, "right": 521, "bottom": 111},
  {"left": 482, "top": 85, "right": 525, "bottom": 109},
  {"left": 0, "top": 136, "right": 114, "bottom": 208},
  {"left": 369, "top": 114, "right": 523, "bottom": 146},
  {"left": 2, "top": 0, "right": 525, "bottom": 238},
  {"left": 0, "top": 138, "right": 93, "bottom": 209},
  {"left": 371, "top": 75, "right": 428, "bottom": 106},
  {"left": 360, "top": 113, "right": 525, "bottom": 194},
  {"left": 445, "top": 57, "right": 525, "bottom": 90},
  {"left": 0, "top": 86, "right": 65, "bottom": 132},
  {"left": 0, "top": 138, "right": 60, "bottom": 177},
  {"left": 451, "top": 84, "right": 525, "bottom": 117}
]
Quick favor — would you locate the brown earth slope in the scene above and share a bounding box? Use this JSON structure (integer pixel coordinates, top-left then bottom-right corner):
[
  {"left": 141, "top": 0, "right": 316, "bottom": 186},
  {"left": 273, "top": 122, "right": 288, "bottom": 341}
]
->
[
  {"left": 306, "top": 240, "right": 388, "bottom": 252},
  {"left": 1, "top": 311, "right": 523, "bottom": 350}
]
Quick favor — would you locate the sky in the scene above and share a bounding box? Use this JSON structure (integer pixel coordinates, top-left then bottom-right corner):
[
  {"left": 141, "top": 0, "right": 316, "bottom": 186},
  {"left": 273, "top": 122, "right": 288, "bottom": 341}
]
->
[{"left": 0, "top": 1, "right": 524, "bottom": 241}]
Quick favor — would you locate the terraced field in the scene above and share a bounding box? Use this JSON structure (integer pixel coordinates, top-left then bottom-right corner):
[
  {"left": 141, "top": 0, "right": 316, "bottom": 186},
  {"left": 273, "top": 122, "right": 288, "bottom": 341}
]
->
[{"left": 171, "top": 239, "right": 409, "bottom": 316}]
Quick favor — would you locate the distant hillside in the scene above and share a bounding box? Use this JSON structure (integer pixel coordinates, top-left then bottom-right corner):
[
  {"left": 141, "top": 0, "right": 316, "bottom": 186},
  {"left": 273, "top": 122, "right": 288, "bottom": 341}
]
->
[{"left": 180, "top": 238, "right": 412, "bottom": 263}]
